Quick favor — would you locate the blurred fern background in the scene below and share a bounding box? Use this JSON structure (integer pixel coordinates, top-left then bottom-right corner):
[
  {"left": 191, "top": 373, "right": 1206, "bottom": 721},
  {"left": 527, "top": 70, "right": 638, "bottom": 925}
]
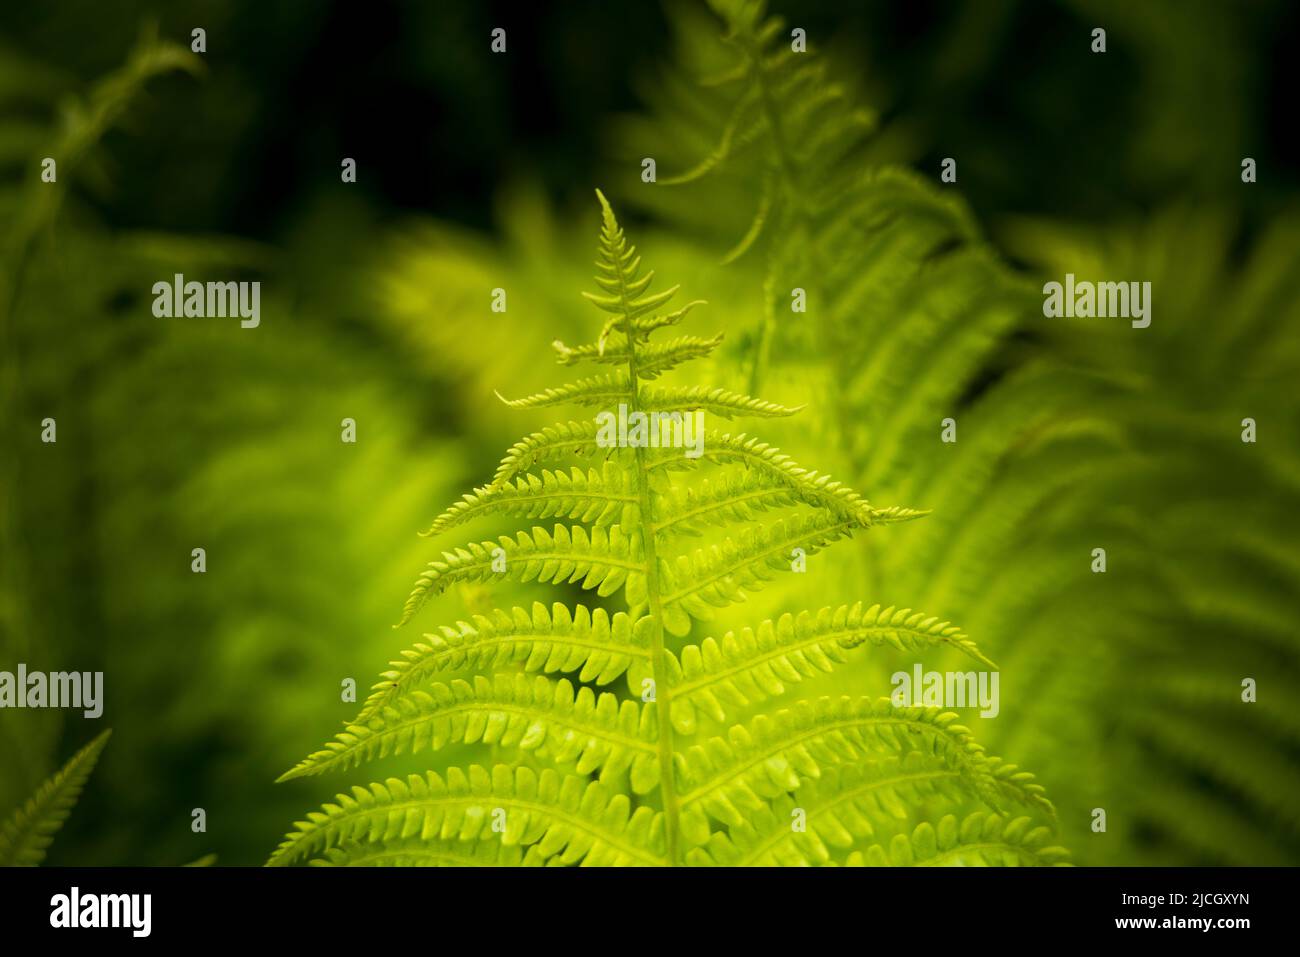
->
[{"left": 1, "top": 0, "right": 1297, "bottom": 865}]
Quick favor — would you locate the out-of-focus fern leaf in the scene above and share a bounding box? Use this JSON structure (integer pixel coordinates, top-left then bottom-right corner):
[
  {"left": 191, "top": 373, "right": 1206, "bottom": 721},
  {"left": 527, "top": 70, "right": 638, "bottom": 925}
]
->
[
  {"left": 0, "top": 28, "right": 200, "bottom": 819},
  {"left": 0, "top": 731, "right": 111, "bottom": 866},
  {"left": 983, "top": 208, "right": 1300, "bottom": 864}
]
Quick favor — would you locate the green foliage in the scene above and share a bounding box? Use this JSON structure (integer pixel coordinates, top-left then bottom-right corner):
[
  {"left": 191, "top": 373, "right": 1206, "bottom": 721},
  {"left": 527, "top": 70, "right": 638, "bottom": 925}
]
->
[
  {"left": 0, "top": 26, "right": 202, "bottom": 815},
  {"left": 0, "top": 27, "right": 449, "bottom": 863},
  {"left": 0, "top": 731, "right": 111, "bottom": 866},
  {"left": 634, "top": 0, "right": 1300, "bottom": 866},
  {"left": 0, "top": 23, "right": 201, "bottom": 263},
  {"left": 271, "top": 193, "right": 1063, "bottom": 867},
  {"left": 990, "top": 209, "right": 1300, "bottom": 865},
  {"left": 5, "top": 0, "right": 1280, "bottom": 871},
  {"left": 843, "top": 812, "right": 1071, "bottom": 868}
]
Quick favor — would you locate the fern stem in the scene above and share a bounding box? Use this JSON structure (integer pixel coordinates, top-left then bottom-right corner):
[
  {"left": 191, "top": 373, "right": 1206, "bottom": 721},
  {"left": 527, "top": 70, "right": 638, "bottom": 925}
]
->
[
  {"left": 631, "top": 456, "right": 682, "bottom": 865},
  {"left": 618, "top": 285, "right": 684, "bottom": 865}
]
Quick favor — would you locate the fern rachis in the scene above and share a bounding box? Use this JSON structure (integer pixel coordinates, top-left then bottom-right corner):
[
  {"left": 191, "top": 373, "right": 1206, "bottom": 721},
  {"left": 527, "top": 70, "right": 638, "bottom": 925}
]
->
[{"left": 271, "top": 192, "right": 1062, "bottom": 867}]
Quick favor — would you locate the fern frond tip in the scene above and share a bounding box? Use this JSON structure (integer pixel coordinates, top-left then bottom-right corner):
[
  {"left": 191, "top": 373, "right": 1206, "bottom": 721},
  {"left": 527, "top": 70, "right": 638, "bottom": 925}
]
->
[{"left": 594, "top": 188, "right": 617, "bottom": 230}]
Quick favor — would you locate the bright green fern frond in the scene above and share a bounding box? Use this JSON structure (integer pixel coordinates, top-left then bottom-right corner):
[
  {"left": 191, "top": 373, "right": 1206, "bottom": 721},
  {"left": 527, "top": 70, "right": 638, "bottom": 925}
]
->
[
  {"left": 686, "top": 752, "right": 972, "bottom": 865},
  {"left": 361, "top": 602, "right": 652, "bottom": 721},
  {"left": 868, "top": 505, "right": 932, "bottom": 525},
  {"left": 400, "top": 524, "right": 646, "bottom": 626},
  {"left": 0, "top": 730, "right": 111, "bottom": 867},
  {"left": 490, "top": 420, "right": 606, "bottom": 489},
  {"left": 553, "top": 332, "right": 724, "bottom": 379},
  {"left": 640, "top": 384, "right": 802, "bottom": 419},
  {"left": 659, "top": 512, "right": 857, "bottom": 633},
  {"left": 664, "top": 603, "right": 995, "bottom": 732},
  {"left": 422, "top": 461, "right": 636, "bottom": 538},
  {"left": 582, "top": 284, "right": 680, "bottom": 323},
  {"left": 652, "top": 467, "right": 799, "bottom": 536},
  {"left": 628, "top": 299, "right": 708, "bottom": 338},
  {"left": 583, "top": 190, "right": 682, "bottom": 328},
  {"left": 312, "top": 838, "right": 536, "bottom": 867},
  {"left": 495, "top": 372, "right": 632, "bottom": 411},
  {"left": 650, "top": 431, "right": 905, "bottom": 528},
  {"left": 673, "top": 697, "right": 996, "bottom": 845},
  {"left": 276, "top": 190, "right": 1060, "bottom": 868},
  {"left": 981, "top": 756, "right": 1055, "bottom": 819},
  {"left": 845, "top": 813, "right": 1070, "bottom": 867},
  {"left": 268, "top": 765, "right": 668, "bottom": 867},
  {"left": 280, "top": 673, "right": 659, "bottom": 791}
]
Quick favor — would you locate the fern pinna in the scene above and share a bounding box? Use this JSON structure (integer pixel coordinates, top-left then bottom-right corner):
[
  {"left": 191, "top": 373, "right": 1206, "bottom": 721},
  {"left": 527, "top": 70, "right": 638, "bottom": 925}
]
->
[{"left": 269, "top": 192, "right": 1065, "bottom": 867}]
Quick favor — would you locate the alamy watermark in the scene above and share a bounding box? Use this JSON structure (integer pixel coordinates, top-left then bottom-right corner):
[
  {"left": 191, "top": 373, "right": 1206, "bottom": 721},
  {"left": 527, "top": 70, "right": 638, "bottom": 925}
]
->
[
  {"left": 0, "top": 664, "right": 102, "bottom": 718},
  {"left": 891, "top": 663, "right": 999, "bottom": 718},
  {"left": 152, "top": 273, "right": 260, "bottom": 328},
  {"left": 1043, "top": 273, "right": 1151, "bottom": 328},
  {"left": 50, "top": 887, "right": 150, "bottom": 937}
]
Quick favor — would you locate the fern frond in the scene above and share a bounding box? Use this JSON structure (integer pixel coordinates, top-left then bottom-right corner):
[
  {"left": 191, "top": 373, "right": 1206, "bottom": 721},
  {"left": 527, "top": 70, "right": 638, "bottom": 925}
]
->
[
  {"left": 361, "top": 602, "right": 652, "bottom": 721},
  {"left": 659, "top": 512, "right": 856, "bottom": 633},
  {"left": 664, "top": 603, "right": 995, "bottom": 732},
  {"left": 629, "top": 299, "right": 708, "bottom": 338},
  {"left": 583, "top": 192, "right": 685, "bottom": 334},
  {"left": 650, "top": 431, "right": 913, "bottom": 528},
  {"left": 673, "top": 698, "right": 994, "bottom": 845},
  {"left": 312, "top": 838, "right": 535, "bottom": 867},
  {"left": 276, "top": 189, "right": 1062, "bottom": 868},
  {"left": 280, "top": 674, "right": 660, "bottom": 791},
  {"left": 582, "top": 285, "right": 681, "bottom": 323},
  {"left": 868, "top": 505, "right": 932, "bottom": 525},
  {"left": 490, "top": 420, "right": 606, "bottom": 489},
  {"left": 495, "top": 372, "right": 632, "bottom": 411},
  {"left": 652, "top": 467, "right": 799, "bottom": 536},
  {"left": 553, "top": 333, "right": 724, "bottom": 379},
  {"left": 641, "top": 384, "right": 802, "bottom": 418},
  {"left": 0, "top": 730, "right": 111, "bottom": 867},
  {"left": 686, "top": 753, "right": 970, "bottom": 865},
  {"left": 268, "top": 766, "right": 668, "bottom": 867},
  {"left": 846, "top": 813, "right": 1070, "bottom": 867},
  {"left": 658, "top": 84, "right": 763, "bottom": 185},
  {"left": 422, "top": 461, "right": 636, "bottom": 538},
  {"left": 980, "top": 756, "right": 1055, "bottom": 818},
  {"left": 399, "top": 524, "right": 645, "bottom": 626}
]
